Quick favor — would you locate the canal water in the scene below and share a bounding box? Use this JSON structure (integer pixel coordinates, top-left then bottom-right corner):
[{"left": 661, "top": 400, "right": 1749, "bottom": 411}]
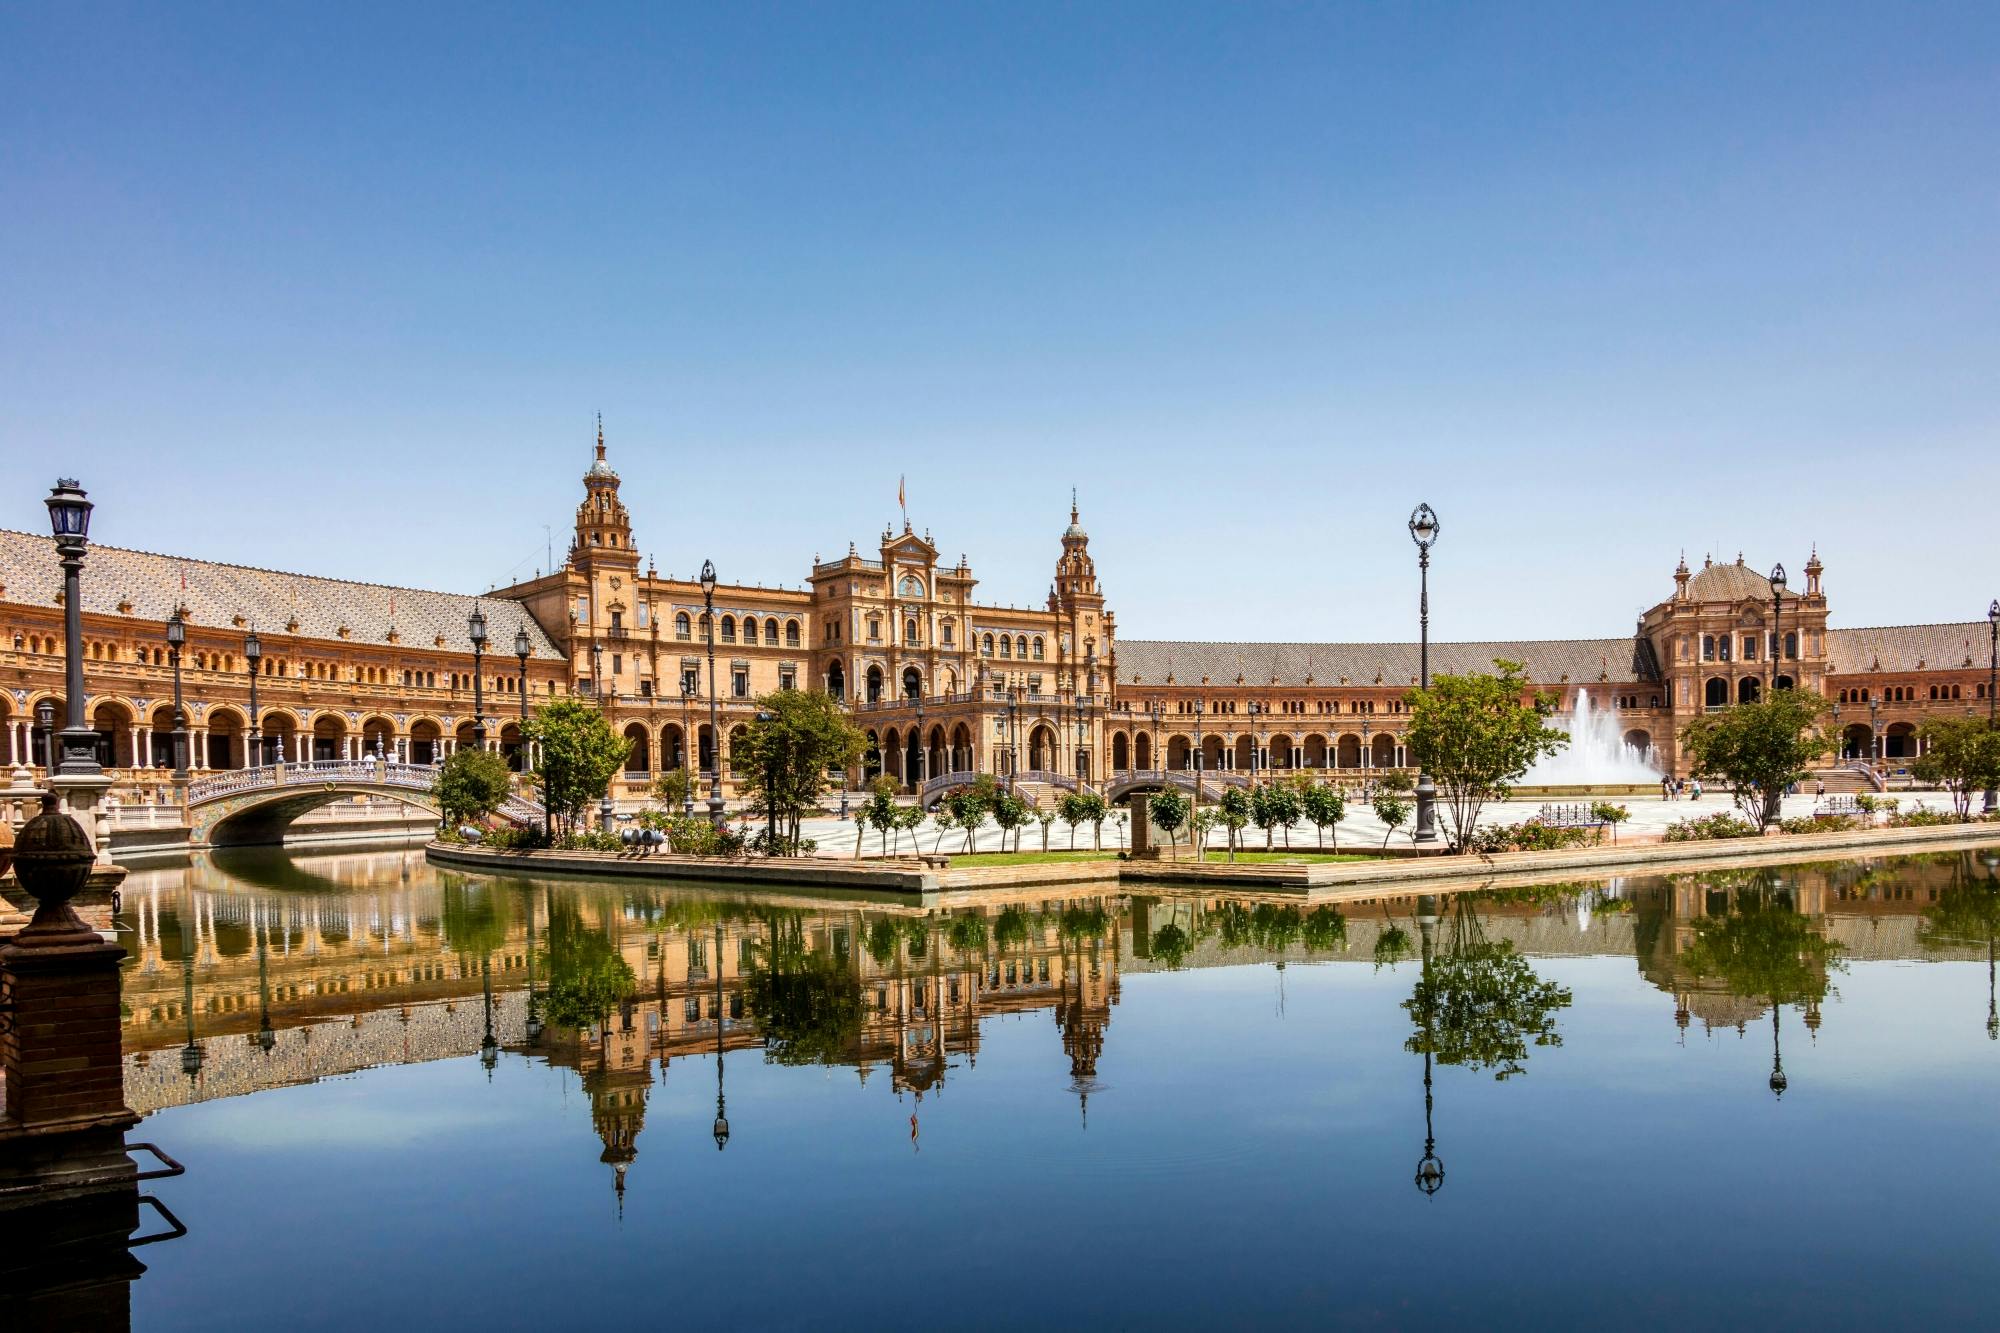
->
[{"left": 113, "top": 842, "right": 2000, "bottom": 1330}]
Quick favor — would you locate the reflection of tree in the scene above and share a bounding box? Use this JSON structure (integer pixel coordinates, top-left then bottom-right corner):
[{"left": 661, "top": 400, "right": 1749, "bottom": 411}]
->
[
  {"left": 1918, "top": 852, "right": 2000, "bottom": 1040},
  {"left": 1149, "top": 923, "right": 1191, "bottom": 969},
  {"left": 540, "top": 897, "right": 635, "bottom": 1030},
  {"left": 440, "top": 877, "right": 509, "bottom": 957},
  {"left": 746, "top": 911, "right": 864, "bottom": 1067},
  {"left": 865, "top": 916, "right": 900, "bottom": 965},
  {"left": 1301, "top": 906, "right": 1347, "bottom": 954},
  {"left": 944, "top": 911, "right": 989, "bottom": 956},
  {"left": 1678, "top": 892, "right": 1841, "bottom": 1012},
  {"left": 1402, "top": 898, "right": 1572, "bottom": 1080},
  {"left": 1056, "top": 903, "right": 1111, "bottom": 943},
  {"left": 994, "top": 906, "right": 1034, "bottom": 950}
]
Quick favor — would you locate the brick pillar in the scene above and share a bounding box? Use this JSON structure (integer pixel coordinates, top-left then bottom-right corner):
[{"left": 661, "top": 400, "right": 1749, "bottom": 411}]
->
[{"left": 1, "top": 927, "right": 134, "bottom": 1135}]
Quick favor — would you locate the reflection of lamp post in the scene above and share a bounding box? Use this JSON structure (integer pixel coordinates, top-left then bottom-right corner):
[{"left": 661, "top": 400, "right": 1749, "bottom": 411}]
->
[
  {"left": 1983, "top": 851, "right": 1999, "bottom": 1040},
  {"left": 45, "top": 478, "right": 100, "bottom": 776},
  {"left": 1985, "top": 601, "right": 1998, "bottom": 815},
  {"left": 179, "top": 904, "right": 203, "bottom": 1088},
  {"left": 166, "top": 609, "right": 190, "bottom": 781},
  {"left": 701, "top": 560, "right": 725, "bottom": 830},
  {"left": 1767, "top": 1002, "right": 1787, "bottom": 1099},
  {"left": 253, "top": 907, "right": 275, "bottom": 1054},
  {"left": 1414, "top": 894, "right": 1443, "bottom": 1195},
  {"left": 1768, "top": 563, "right": 1788, "bottom": 695},
  {"left": 1408, "top": 504, "right": 1440, "bottom": 845},
  {"left": 480, "top": 952, "right": 498, "bottom": 1078},
  {"left": 712, "top": 920, "right": 730, "bottom": 1150},
  {"left": 524, "top": 885, "right": 544, "bottom": 1043}
]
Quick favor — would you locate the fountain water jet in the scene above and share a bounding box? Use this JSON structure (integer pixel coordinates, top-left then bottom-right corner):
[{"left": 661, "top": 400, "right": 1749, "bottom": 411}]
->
[{"left": 1521, "top": 689, "right": 1659, "bottom": 787}]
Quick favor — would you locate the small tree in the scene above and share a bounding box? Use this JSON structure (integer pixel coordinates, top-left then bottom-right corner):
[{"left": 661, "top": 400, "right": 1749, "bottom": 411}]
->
[
  {"left": 1911, "top": 717, "right": 2000, "bottom": 820},
  {"left": 1301, "top": 781, "right": 1347, "bottom": 850},
  {"left": 652, "top": 767, "right": 694, "bottom": 812},
  {"left": 898, "top": 801, "right": 929, "bottom": 853},
  {"left": 1256, "top": 781, "right": 1302, "bottom": 849},
  {"left": 1373, "top": 791, "right": 1411, "bottom": 849},
  {"left": 1678, "top": 690, "right": 1830, "bottom": 830},
  {"left": 1036, "top": 807, "right": 1058, "bottom": 852},
  {"left": 1403, "top": 659, "right": 1569, "bottom": 852},
  {"left": 929, "top": 805, "right": 957, "bottom": 854},
  {"left": 1191, "top": 807, "right": 1220, "bottom": 860},
  {"left": 1217, "top": 785, "right": 1252, "bottom": 861},
  {"left": 1070, "top": 790, "right": 1109, "bottom": 850},
  {"left": 433, "top": 747, "right": 513, "bottom": 828},
  {"left": 992, "top": 789, "right": 1033, "bottom": 852},
  {"left": 524, "top": 697, "right": 631, "bottom": 836},
  {"left": 1057, "top": 791, "right": 1090, "bottom": 849},
  {"left": 1149, "top": 787, "right": 1190, "bottom": 854},
  {"left": 863, "top": 775, "right": 901, "bottom": 856},
  {"left": 947, "top": 775, "right": 998, "bottom": 853}
]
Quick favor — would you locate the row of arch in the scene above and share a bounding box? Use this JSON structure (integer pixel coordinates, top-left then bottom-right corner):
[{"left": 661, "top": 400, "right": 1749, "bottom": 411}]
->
[
  {"left": 1702, "top": 675, "right": 1794, "bottom": 708},
  {"left": 671, "top": 613, "right": 803, "bottom": 648},
  {"left": 1108, "top": 730, "right": 1410, "bottom": 772},
  {"left": 0, "top": 694, "right": 534, "bottom": 772}
]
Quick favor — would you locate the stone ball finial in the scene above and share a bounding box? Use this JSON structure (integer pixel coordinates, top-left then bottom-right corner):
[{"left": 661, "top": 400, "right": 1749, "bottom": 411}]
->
[{"left": 11, "top": 792, "right": 97, "bottom": 936}]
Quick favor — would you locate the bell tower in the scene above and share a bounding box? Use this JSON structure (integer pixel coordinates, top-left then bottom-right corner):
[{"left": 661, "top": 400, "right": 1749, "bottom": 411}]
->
[
  {"left": 1051, "top": 494, "right": 1109, "bottom": 695},
  {"left": 573, "top": 416, "right": 638, "bottom": 574}
]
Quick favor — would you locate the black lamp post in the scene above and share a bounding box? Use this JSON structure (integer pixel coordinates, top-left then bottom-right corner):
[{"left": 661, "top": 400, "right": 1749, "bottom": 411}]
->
[
  {"left": 1149, "top": 701, "right": 1162, "bottom": 776},
  {"left": 245, "top": 627, "right": 263, "bottom": 767},
  {"left": 681, "top": 677, "right": 697, "bottom": 818},
  {"left": 1408, "top": 504, "right": 1440, "bottom": 846},
  {"left": 1768, "top": 563, "right": 1787, "bottom": 696},
  {"left": 166, "top": 609, "right": 190, "bottom": 781},
  {"left": 701, "top": 560, "right": 725, "bottom": 829},
  {"left": 1985, "top": 600, "right": 1998, "bottom": 815},
  {"left": 468, "top": 603, "right": 488, "bottom": 750},
  {"left": 514, "top": 625, "right": 532, "bottom": 722},
  {"left": 1767, "top": 1002, "right": 1787, "bottom": 1099},
  {"left": 480, "top": 952, "right": 498, "bottom": 1078},
  {"left": 253, "top": 909, "right": 275, "bottom": 1055},
  {"left": 1192, "top": 697, "right": 1205, "bottom": 818},
  {"left": 1869, "top": 695, "right": 1881, "bottom": 763},
  {"left": 45, "top": 478, "right": 100, "bottom": 776},
  {"left": 34, "top": 698, "right": 54, "bottom": 770}
]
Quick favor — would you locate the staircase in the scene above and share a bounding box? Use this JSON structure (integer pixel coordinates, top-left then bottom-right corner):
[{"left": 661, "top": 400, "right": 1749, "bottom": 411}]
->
[{"left": 1811, "top": 765, "right": 1880, "bottom": 795}]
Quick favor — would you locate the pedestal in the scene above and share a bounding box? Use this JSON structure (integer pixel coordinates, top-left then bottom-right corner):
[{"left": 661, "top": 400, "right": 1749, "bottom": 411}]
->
[{"left": 46, "top": 774, "right": 116, "bottom": 869}]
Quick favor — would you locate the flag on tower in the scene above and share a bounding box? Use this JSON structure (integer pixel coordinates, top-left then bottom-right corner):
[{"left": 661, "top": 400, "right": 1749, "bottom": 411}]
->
[{"left": 898, "top": 475, "right": 907, "bottom": 527}]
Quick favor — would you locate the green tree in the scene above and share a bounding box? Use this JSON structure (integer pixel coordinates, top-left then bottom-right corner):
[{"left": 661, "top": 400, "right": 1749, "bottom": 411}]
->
[
  {"left": 1301, "top": 905, "right": 1348, "bottom": 953},
  {"left": 1372, "top": 791, "right": 1411, "bottom": 848},
  {"left": 1191, "top": 807, "right": 1220, "bottom": 860},
  {"left": 539, "top": 895, "right": 636, "bottom": 1030},
  {"left": 1057, "top": 791, "right": 1090, "bottom": 849},
  {"left": 1036, "top": 806, "right": 1058, "bottom": 851},
  {"left": 944, "top": 910, "right": 990, "bottom": 955},
  {"left": 946, "top": 775, "right": 998, "bottom": 853},
  {"left": 1254, "top": 781, "right": 1302, "bottom": 849},
  {"left": 928, "top": 804, "right": 957, "bottom": 854},
  {"left": 439, "top": 877, "right": 509, "bottom": 956},
  {"left": 862, "top": 775, "right": 901, "bottom": 856},
  {"left": 1217, "top": 785, "right": 1252, "bottom": 861},
  {"left": 524, "top": 697, "right": 631, "bottom": 836},
  {"left": 1147, "top": 787, "right": 1190, "bottom": 854},
  {"left": 991, "top": 789, "right": 1033, "bottom": 852},
  {"left": 1678, "top": 889, "right": 1842, "bottom": 1009},
  {"left": 433, "top": 747, "right": 514, "bottom": 828},
  {"left": 652, "top": 766, "right": 694, "bottom": 811},
  {"left": 1300, "top": 781, "right": 1347, "bottom": 849},
  {"left": 1911, "top": 717, "right": 2000, "bottom": 819},
  {"left": 1403, "top": 659, "right": 1570, "bottom": 852},
  {"left": 1074, "top": 790, "right": 1109, "bottom": 850},
  {"left": 738, "top": 689, "right": 867, "bottom": 852},
  {"left": 1678, "top": 689, "right": 1830, "bottom": 830}
]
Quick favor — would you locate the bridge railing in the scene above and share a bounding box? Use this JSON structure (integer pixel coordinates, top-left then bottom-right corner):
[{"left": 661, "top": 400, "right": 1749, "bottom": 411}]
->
[{"left": 186, "top": 760, "right": 444, "bottom": 805}]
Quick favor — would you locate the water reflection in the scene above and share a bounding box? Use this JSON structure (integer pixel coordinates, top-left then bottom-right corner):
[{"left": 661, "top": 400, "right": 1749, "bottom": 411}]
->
[{"left": 113, "top": 845, "right": 2000, "bottom": 1194}]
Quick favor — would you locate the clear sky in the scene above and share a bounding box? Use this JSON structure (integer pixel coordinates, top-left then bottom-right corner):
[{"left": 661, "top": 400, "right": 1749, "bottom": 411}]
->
[{"left": 4, "top": 3, "right": 1996, "bottom": 641}]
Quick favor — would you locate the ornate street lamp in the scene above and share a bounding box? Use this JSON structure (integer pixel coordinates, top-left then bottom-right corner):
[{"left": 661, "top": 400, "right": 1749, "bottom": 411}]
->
[
  {"left": 1869, "top": 695, "right": 1881, "bottom": 763},
  {"left": 701, "top": 560, "right": 725, "bottom": 829},
  {"left": 1768, "top": 563, "right": 1787, "bottom": 696},
  {"left": 913, "top": 684, "right": 927, "bottom": 794},
  {"left": 680, "top": 676, "right": 697, "bottom": 818},
  {"left": 514, "top": 625, "right": 532, "bottom": 722},
  {"left": 244, "top": 627, "right": 263, "bottom": 767},
  {"left": 1408, "top": 503, "right": 1440, "bottom": 845},
  {"left": 34, "top": 697, "right": 55, "bottom": 770},
  {"left": 467, "top": 603, "right": 488, "bottom": 750},
  {"left": 1985, "top": 600, "right": 1998, "bottom": 814},
  {"left": 45, "top": 478, "right": 100, "bottom": 776},
  {"left": 1192, "top": 697, "right": 1206, "bottom": 824},
  {"left": 165, "top": 609, "right": 190, "bottom": 781}
]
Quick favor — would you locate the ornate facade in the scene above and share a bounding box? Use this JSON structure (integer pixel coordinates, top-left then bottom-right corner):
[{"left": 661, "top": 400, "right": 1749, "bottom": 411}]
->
[{"left": 2, "top": 431, "right": 1993, "bottom": 808}]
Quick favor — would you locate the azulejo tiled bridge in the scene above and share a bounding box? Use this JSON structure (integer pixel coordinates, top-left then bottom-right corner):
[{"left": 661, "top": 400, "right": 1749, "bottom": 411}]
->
[{"left": 185, "top": 760, "right": 541, "bottom": 846}]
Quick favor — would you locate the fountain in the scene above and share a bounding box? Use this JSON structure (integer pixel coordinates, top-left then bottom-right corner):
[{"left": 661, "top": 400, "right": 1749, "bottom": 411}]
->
[{"left": 1520, "top": 689, "right": 1659, "bottom": 789}]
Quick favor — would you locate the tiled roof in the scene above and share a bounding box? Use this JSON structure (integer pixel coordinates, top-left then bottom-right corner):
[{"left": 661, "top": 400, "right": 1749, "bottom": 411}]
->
[
  {"left": 0, "top": 530, "right": 563, "bottom": 660},
  {"left": 1115, "top": 636, "right": 1658, "bottom": 687},
  {"left": 1827, "top": 623, "right": 1990, "bottom": 675},
  {"left": 1684, "top": 560, "right": 1774, "bottom": 603}
]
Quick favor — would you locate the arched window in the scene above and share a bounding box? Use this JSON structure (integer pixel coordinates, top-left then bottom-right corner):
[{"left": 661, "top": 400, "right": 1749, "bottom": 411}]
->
[
  {"left": 940, "top": 622, "right": 954, "bottom": 647},
  {"left": 906, "top": 618, "right": 918, "bottom": 644},
  {"left": 1031, "top": 636, "right": 1044, "bottom": 661},
  {"left": 1784, "top": 631, "right": 1798, "bottom": 659},
  {"left": 785, "top": 619, "right": 801, "bottom": 647},
  {"left": 675, "top": 613, "right": 691, "bottom": 640},
  {"left": 698, "top": 614, "right": 712, "bottom": 642},
  {"left": 1000, "top": 636, "right": 1012, "bottom": 658},
  {"left": 721, "top": 615, "right": 736, "bottom": 643},
  {"left": 1016, "top": 636, "right": 1028, "bottom": 658},
  {"left": 1705, "top": 677, "right": 1729, "bottom": 708},
  {"left": 1701, "top": 635, "right": 1715, "bottom": 661},
  {"left": 765, "top": 618, "right": 779, "bottom": 645},
  {"left": 982, "top": 634, "right": 994, "bottom": 656}
]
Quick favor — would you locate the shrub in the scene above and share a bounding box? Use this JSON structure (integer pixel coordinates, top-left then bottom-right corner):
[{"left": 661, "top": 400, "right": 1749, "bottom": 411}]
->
[
  {"left": 482, "top": 825, "right": 548, "bottom": 851},
  {"left": 1468, "top": 819, "right": 1593, "bottom": 854},
  {"left": 1664, "top": 812, "right": 1761, "bottom": 842},
  {"left": 750, "top": 828, "right": 817, "bottom": 857},
  {"left": 556, "top": 829, "right": 624, "bottom": 852},
  {"left": 1589, "top": 801, "right": 1632, "bottom": 827},
  {"left": 1778, "top": 813, "right": 1860, "bottom": 836},
  {"left": 1888, "top": 807, "right": 1959, "bottom": 828}
]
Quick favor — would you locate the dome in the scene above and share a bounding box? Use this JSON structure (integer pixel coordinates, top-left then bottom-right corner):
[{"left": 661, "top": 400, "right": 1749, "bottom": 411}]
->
[{"left": 1685, "top": 558, "right": 1773, "bottom": 604}]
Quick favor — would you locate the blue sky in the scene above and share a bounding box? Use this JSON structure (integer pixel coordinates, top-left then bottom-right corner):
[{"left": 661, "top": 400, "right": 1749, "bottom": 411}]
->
[{"left": 4, "top": 3, "right": 1995, "bottom": 640}]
